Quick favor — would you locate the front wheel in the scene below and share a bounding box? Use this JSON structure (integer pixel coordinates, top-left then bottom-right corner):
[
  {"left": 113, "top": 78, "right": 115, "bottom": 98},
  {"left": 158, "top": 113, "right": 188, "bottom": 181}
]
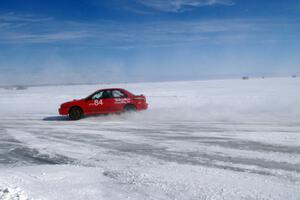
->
[{"left": 69, "top": 107, "right": 83, "bottom": 120}]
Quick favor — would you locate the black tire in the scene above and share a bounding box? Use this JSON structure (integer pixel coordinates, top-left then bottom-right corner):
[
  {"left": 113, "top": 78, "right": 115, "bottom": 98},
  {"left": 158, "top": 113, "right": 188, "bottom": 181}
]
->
[
  {"left": 123, "top": 104, "right": 136, "bottom": 112},
  {"left": 69, "top": 107, "right": 83, "bottom": 120}
]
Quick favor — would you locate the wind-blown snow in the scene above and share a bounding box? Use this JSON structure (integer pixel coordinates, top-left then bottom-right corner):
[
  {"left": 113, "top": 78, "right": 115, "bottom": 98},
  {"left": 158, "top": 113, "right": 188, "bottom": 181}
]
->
[{"left": 0, "top": 78, "right": 300, "bottom": 200}]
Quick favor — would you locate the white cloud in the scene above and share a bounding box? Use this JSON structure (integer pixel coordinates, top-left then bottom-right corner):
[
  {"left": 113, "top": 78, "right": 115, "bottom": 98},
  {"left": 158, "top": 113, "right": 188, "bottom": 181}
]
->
[
  {"left": 0, "top": 12, "right": 52, "bottom": 23},
  {"left": 0, "top": 13, "right": 298, "bottom": 48},
  {"left": 136, "top": 0, "right": 234, "bottom": 12},
  {"left": 0, "top": 13, "right": 91, "bottom": 43},
  {"left": 1, "top": 31, "right": 91, "bottom": 43}
]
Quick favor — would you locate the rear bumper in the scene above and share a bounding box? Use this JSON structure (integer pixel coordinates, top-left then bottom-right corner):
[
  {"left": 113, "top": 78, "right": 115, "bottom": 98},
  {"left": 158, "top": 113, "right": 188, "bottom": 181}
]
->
[
  {"left": 136, "top": 103, "right": 148, "bottom": 110},
  {"left": 143, "top": 103, "right": 148, "bottom": 110}
]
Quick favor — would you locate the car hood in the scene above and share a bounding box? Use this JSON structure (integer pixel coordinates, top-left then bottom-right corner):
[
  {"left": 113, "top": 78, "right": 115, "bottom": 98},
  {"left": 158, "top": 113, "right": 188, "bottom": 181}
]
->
[{"left": 60, "top": 98, "right": 85, "bottom": 107}]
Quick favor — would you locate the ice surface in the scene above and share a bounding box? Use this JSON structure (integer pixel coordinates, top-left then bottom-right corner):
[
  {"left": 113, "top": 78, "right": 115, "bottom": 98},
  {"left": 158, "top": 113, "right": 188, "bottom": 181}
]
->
[{"left": 0, "top": 78, "right": 300, "bottom": 199}]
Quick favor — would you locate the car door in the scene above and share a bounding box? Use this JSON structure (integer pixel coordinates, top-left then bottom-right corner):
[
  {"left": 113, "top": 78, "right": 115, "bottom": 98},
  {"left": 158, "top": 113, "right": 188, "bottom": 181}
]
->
[
  {"left": 85, "top": 90, "right": 120, "bottom": 114},
  {"left": 98, "top": 90, "right": 115, "bottom": 113},
  {"left": 111, "top": 89, "right": 131, "bottom": 112},
  {"left": 84, "top": 90, "right": 106, "bottom": 114}
]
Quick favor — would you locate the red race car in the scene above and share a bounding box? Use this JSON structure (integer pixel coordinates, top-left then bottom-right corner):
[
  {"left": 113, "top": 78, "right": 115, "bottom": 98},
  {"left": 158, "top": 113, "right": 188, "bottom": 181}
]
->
[{"left": 59, "top": 88, "right": 148, "bottom": 120}]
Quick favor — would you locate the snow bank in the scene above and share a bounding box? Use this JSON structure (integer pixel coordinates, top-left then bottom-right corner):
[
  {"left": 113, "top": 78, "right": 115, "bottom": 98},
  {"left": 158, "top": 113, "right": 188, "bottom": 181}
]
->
[
  {"left": 1, "top": 163, "right": 300, "bottom": 200},
  {"left": 0, "top": 187, "right": 28, "bottom": 200}
]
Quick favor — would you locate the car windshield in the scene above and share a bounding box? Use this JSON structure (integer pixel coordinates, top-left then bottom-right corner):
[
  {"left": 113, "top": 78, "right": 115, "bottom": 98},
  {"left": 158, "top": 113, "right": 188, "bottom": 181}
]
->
[{"left": 91, "top": 91, "right": 104, "bottom": 100}]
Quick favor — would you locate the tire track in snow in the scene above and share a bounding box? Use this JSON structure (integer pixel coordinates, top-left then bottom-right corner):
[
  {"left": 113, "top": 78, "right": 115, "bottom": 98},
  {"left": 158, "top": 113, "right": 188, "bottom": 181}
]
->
[
  {"left": 1, "top": 117, "right": 300, "bottom": 182},
  {"left": 0, "top": 127, "right": 77, "bottom": 167}
]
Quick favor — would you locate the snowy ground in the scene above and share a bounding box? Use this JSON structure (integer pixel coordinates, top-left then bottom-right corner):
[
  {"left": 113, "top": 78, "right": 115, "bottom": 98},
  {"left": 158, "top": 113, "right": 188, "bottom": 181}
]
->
[{"left": 0, "top": 78, "right": 300, "bottom": 200}]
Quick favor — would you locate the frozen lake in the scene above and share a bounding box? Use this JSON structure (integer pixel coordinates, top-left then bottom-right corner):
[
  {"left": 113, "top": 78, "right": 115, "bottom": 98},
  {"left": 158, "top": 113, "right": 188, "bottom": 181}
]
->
[{"left": 1, "top": 78, "right": 300, "bottom": 200}]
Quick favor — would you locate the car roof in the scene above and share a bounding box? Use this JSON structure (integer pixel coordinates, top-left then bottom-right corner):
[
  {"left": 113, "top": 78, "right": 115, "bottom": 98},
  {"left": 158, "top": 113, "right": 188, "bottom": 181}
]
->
[
  {"left": 97, "top": 88, "right": 126, "bottom": 91},
  {"left": 86, "top": 88, "right": 133, "bottom": 99}
]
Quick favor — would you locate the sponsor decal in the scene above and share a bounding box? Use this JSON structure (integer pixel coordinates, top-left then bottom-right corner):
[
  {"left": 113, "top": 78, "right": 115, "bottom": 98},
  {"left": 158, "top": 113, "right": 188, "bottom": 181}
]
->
[
  {"left": 89, "top": 99, "right": 103, "bottom": 106},
  {"left": 94, "top": 99, "right": 103, "bottom": 106},
  {"left": 114, "top": 98, "right": 131, "bottom": 104}
]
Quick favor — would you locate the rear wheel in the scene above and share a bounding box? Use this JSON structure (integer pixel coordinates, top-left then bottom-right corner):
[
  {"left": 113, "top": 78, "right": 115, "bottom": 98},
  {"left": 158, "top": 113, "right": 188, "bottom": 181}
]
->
[
  {"left": 69, "top": 107, "right": 83, "bottom": 120},
  {"left": 123, "top": 104, "right": 136, "bottom": 112}
]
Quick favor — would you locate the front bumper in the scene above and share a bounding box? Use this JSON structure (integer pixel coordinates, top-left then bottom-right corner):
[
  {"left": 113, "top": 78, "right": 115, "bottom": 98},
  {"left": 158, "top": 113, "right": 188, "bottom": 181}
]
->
[{"left": 59, "top": 107, "right": 69, "bottom": 115}]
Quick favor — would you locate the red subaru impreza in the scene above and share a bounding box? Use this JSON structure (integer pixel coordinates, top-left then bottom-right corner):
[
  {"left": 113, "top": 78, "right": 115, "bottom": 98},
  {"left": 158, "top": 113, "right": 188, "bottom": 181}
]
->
[{"left": 59, "top": 88, "right": 148, "bottom": 120}]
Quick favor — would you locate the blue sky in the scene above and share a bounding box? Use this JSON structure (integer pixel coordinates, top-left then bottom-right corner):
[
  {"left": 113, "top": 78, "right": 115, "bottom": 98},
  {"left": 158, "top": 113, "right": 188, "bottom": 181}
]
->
[{"left": 0, "top": 0, "right": 300, "bottom": 85}]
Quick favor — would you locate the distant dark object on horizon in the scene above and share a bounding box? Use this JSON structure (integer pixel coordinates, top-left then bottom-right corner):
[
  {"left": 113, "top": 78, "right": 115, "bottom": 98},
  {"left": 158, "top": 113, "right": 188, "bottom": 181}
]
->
[
  {"left": 16, "top": 86, "right": 27, "bottom": 90},
  {"left": 292, "top": 75, "right": 297, "bottom": 78},
  {"left": 242, "top": 76, "right": 249, "bottom": 80},
  {"left": 262, "top": 76, "right": 265, "bottom": 79},
  {"left": 3, "top": 85, "right": 27, "bottom": 90}
]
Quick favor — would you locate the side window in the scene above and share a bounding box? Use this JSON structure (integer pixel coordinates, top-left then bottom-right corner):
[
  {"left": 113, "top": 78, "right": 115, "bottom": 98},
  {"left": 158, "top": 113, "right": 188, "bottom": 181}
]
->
[
  {"left": 92, "top": 91, "right": 104, "bottom": 100},
  {"left": 112, "top": 90, "right": 126, "bottom": 98},
  {"left": 101, "top": 90, "right": 113, "bottom": 99}
]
